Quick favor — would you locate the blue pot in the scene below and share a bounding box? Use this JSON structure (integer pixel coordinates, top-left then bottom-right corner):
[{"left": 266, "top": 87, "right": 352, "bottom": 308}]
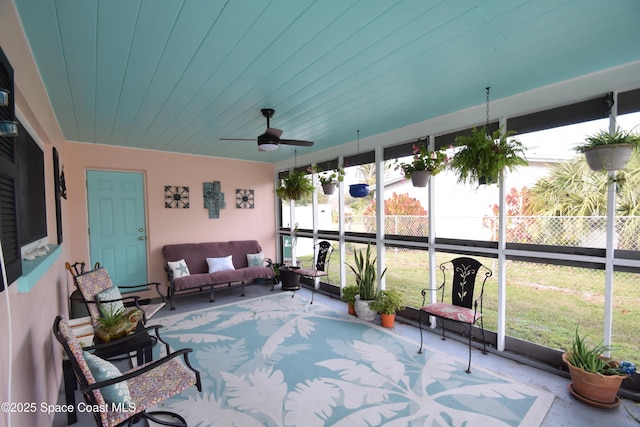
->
[{"left": 349, "top": 183, "right": 369, "bottom": 198}]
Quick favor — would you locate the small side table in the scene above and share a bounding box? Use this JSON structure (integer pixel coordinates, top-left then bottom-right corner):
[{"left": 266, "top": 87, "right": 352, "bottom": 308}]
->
[{"left": 63, "top": 320, "right": 154, "bottom": 424}]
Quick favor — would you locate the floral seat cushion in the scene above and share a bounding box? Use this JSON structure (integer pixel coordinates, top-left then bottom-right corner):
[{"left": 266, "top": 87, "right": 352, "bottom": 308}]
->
[
  {"left": 104, "top": 358, "right": 197, "bottom": 427},
  {"left": 420, "top": 302, "right": 481, "bottom": 324}
]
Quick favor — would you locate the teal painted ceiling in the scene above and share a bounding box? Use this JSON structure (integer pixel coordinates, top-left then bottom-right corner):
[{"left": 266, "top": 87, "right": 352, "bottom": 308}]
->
[{"left": 14, "top": 0, "right": 640, "bottom": 163}]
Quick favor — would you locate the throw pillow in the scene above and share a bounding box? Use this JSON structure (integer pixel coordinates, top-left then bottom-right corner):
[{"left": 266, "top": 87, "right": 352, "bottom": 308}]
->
[
  {"left": 167, "top": 259, "right": 190, "bottom": 278},
  {"left": 83, "top": 351, "right": 131, "bottom": 404},
  {"left": 246, "top": 252, "right": 264, "bottom": 267},
  {"left": 207, "top": 255, "right": 235, "bottom": 273},
  {"left": 96, "top": 286, "right": 125, "bottom": 316}
]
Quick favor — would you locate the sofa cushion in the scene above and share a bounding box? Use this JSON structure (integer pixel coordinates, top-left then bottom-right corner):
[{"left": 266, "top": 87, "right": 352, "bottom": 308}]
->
[
  {"left": 173, "top": 273, "right": 218, "bottom": 292},
  {"left": 207, "top": 255, "right": 235, "bottom": 273},
  {"left": 167, "top": 259, "right": 190, "bottom": 278},
  {"left": 241, "top": 266, "right": 275, "bottom": 282},
  {"left": 246, "top": 252, "right": 264, "bottom": 267}
]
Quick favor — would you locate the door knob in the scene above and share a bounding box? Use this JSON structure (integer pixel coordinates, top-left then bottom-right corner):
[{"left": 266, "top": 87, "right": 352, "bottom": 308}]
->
[{"left": 138, "top": 236, "right": 145, "bottom": 240}]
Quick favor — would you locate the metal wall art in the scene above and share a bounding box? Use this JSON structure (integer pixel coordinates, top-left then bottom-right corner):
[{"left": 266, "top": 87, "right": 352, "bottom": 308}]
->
[
  {"left": 203, "top": 181, "right": 226, "bottom": 218},
  {"left": 236, "top": 189, "right": 255, "bottom": 209},
  {"left": 165, "top": 185, "right": 190, "bottom": 208}
]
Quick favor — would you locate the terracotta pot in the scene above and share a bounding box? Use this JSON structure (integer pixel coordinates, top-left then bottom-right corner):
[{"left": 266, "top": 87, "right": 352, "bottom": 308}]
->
[
  {"left": 562, "top": 353, "right": 625, "bottom": 404},
  {"left": 348, "top": 302, "right": 356, "bottom": 316},
  {"left": 410, "top": 170, "right": 430, "bottom": 187},
  {"left": 380, "top": 313, "right": 395, "bottom": 328},
  {"left": 583, "top": 144, "right": 633, "bottom": 171}
]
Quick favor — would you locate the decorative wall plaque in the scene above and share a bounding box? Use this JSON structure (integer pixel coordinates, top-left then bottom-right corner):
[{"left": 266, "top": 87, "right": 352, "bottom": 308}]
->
[
  {"left": 203, "top": 181, "right": 226, "bottom": 218},
  {"left": 236, "top": 189, "right": 254, "bottom": 209},
  {"left": 165, "top": 186, "right": 190, "bottom": 208}
]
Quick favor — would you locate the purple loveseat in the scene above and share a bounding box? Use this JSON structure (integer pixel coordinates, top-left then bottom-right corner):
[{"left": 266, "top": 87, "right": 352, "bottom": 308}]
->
[{"left": 162, "top": 240, "right": 275, "bottom": 309}]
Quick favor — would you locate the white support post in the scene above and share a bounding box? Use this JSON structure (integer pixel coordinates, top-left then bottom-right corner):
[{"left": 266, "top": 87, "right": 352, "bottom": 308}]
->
[
  {"left": 603, "top": 94, "right": 618, "bottom": 353},
  {"left": 428, "top": 135, "right": 437, "bottom": 329},
  {"left": 375, "top": 146, "right": 385, "bottom": 290},
  {"left": 290, "top": 199, "right": 297, "bottom": 267},
  {"left": 338, "top": 156, "right": 346, "bottom": 289},
  {"left": 496, "top": 117, "right": 507, "bottom": 352}
]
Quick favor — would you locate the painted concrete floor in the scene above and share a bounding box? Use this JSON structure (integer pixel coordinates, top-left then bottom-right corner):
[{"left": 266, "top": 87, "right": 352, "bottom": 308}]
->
[{"left": 53, "top": 284, "right": 639, "bottom": 426}]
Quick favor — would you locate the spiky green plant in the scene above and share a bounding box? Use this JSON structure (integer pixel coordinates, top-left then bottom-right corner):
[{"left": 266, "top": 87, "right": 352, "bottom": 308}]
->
[
  {"left": 575, "top": 128, "right": 640, "bottom": 153},
  {"left": 345, "top": 241, "right": 387, "bottom": 300},
  {"left": 565, "top": 327, "right": 620, "bottom": 375},
  {"left": 98, "top": 304, "right": 125, "bottom": 328}
]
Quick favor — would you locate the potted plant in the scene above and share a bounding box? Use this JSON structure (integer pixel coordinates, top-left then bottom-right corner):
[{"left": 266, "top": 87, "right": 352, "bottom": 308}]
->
[
  {"left": 563, "top": 327, "right": 636, "bottom": 407},
  {"left": 369, "top": 288, "right": 404, "bottom": 328},
  {"left": 310, "top": 164, "right": 345, "bottom": 194},
  {"left": 395, "top": 143, "right": 448, "bottom": 187},
  {"left": 574, "top": 128, "right": 640, "bottom": 171},
  {"left": 279, "top": 265, "right": 301, "bottom": 290},
  {"left": 345, "top": 241, "right": 387, "bottom": 321},
  {"left": 449, "top": 126, "right": 527, "bottom": 185},
  {"left": 94, "top": 305, "right": 141, "bottom": 343},
  {"left": 340, "top": 285, "right": 359, "bottom": 315},
  {"left": 275, "top": 169, "right": 315, "bottom": 201}
]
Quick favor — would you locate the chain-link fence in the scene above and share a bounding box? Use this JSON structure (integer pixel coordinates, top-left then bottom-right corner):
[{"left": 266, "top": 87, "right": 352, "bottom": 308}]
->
[{"left": 347, "top": 214, "right": 639, "bottom": 250}]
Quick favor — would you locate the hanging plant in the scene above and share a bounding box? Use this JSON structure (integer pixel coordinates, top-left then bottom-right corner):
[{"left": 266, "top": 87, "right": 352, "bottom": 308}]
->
[
  {"left": 275, "top": 170, "right": 315, "bottom": 201},
  {"left": 395, "top": 143, "right": 449, "bottom": 179},
  {"left": 574, "top": 127, "right": 640, "bottom": 171},
  {"left": 449, "top": 126, "right": 527, "bottom": 185},
  {"left": 309, "top": 164, "right": 345, "bottom": 195},
  {"left": 310, "top": 164, "right": 345, "bottom": 185}
]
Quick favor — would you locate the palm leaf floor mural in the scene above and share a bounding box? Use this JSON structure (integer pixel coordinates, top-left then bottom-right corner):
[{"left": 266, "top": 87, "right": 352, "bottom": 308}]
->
[{"left": 150, "top": 294, "right": 554, "bottom": 426}]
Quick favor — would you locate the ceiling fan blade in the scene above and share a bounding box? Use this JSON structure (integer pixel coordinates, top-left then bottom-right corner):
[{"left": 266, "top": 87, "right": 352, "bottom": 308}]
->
[
  {"left": 265, "top": 127, "right": 283, "bottom": 138},
  {"left": 220, "top": 137, "right": 256, "bottom": 141},
  {"left": 279, "top": 139, "right": 314, "bottom": 147}
]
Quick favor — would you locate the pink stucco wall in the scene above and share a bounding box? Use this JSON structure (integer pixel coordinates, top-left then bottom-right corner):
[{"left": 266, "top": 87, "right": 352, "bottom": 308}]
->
[
  {"left": 0, "top": 2, "right": 275, "bottom": 425},
  {"left": 64, "top": 142, "right": 277, "bottom": 298},
  {"left": 1, "top": 2, "right": 70, "bottom": 426}
]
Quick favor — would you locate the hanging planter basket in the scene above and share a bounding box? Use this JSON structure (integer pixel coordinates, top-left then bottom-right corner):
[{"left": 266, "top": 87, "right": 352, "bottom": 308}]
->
[
  {"left": 410, "top": 170, "right": 431, "bottom": 187},
  {"left": 321, "top": 182, "right": 336, "bottom": 195},
  {"left": 349, "top": 183, "right": 369, "bottom": 198},
  {"left": 583, "top": 144, "right": 633, "bottom": 172}
]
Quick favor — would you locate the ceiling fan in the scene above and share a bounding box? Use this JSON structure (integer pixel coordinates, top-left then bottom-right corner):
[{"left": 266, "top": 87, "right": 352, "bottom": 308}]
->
[{"left": 220, "top": 108, "right": 314, "bottom": 151}]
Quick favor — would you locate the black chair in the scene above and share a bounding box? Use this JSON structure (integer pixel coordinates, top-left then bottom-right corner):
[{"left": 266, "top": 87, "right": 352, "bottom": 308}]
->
[
  {"left": 294, "top": 240, "right": 333, "bottom": 304},
  {"left": 418, "top": 257, "right": 492, "bottom": 373},
  {"left": 54, "top": 315, "right": 202, "bottom": 427}
]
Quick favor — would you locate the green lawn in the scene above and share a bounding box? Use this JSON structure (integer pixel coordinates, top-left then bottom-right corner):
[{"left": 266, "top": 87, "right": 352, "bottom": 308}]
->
[{"left": 299, "top": 246, "right": 640, "bottom": 362}]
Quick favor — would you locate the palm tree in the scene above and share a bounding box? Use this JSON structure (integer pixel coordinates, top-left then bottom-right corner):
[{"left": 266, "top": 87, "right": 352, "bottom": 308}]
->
[{"left": 528, "top": 151, "right": 640, "bottom": 249}]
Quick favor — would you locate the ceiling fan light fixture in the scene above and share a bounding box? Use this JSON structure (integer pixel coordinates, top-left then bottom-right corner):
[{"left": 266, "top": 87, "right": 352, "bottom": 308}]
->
[{"left": 258, "top": 140, "right": 279, "bottom": 151}]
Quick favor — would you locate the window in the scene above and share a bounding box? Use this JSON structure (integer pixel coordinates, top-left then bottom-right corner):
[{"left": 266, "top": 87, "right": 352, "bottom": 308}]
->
[{"left": 17, "top": 122, "right": 46, "bottom": 245}]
